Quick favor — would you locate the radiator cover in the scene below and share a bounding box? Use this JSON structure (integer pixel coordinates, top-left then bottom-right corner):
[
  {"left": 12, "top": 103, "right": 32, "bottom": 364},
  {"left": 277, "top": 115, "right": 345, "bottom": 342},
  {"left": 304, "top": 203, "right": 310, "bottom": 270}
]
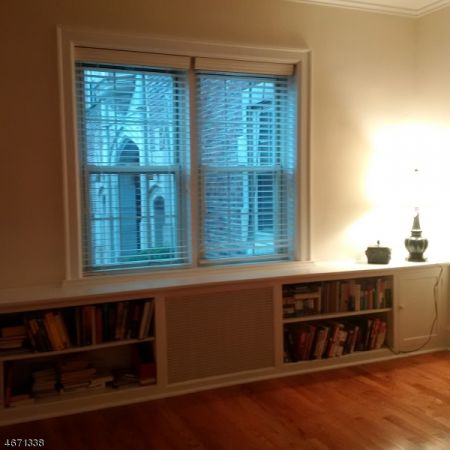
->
[{"left": 165, "top": 286, "right": 275, "bottom": 384}]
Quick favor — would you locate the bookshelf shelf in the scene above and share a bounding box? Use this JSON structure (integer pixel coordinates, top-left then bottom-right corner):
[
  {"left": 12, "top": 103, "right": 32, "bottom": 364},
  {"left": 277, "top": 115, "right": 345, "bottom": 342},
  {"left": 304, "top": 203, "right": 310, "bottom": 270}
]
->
[
  {"left": 1, "top": 377, "right": 161, "bottom": 425},
  {"left": 281, "top": 347, "right": 394, "bottom": 371},
  {"left": 0, "top": 336, "right": 156, "bottom": 362},
  {"left": 283, "top": 307, "right": 392, "bottom": 324},
  {"left": 33, "top": 381, "right": 154, "bottom": 406}
]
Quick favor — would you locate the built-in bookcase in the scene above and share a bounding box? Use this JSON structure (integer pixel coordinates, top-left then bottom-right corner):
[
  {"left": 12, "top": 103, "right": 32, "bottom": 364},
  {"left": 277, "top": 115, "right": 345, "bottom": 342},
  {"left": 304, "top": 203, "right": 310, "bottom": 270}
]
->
[
  {"left": 282, "top": 276, "right": 394, "bottom": 363},
  {"left": 0, "top": 263, "right": 445, "bottom": 426},
  {"left": 0, "top": 297, "right": 156, "bottom": 411}
]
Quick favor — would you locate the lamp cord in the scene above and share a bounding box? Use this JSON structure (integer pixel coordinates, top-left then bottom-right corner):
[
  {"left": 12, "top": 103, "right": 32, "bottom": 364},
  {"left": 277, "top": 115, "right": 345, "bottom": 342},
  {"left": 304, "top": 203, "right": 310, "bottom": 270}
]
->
[{"left": 389, "top": 264, "right": 443, "bottom": 355}]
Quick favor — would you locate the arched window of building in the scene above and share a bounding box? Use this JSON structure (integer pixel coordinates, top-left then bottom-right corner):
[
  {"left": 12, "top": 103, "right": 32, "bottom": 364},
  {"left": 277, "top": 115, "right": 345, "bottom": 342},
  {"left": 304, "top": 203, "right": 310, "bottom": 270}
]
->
[{"left": 118, "top": 139, "right": 141, "bottom": 258}]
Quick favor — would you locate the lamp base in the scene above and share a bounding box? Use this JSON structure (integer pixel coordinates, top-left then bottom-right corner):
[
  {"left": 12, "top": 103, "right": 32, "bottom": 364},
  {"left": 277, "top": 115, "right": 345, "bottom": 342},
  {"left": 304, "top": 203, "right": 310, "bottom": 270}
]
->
[
  {"left": 406, "top": 253, "right": 427, "bottom": 263},
  {"left": 404, "top": 212, "right": 428, "bottom": 262}
]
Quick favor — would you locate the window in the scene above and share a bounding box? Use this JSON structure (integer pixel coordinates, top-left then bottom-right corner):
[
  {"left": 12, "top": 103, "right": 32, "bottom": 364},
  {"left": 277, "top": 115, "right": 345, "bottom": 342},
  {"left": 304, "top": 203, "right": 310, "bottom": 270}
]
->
[
  {"left": 197, "top": 72, "right": 295, "bottom": 263},
  {"left": 76, "top": 62, "right": 189, "bottom": 272},
  {"left": 60, "top": 31, "right": 308, "bottom": 278}
]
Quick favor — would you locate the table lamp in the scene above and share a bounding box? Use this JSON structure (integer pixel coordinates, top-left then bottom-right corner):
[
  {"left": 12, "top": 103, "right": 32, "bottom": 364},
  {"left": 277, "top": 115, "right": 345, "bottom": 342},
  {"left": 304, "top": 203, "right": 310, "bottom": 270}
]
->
[{"left": 404, "top": 169, "right": 428, "bottom": 261}]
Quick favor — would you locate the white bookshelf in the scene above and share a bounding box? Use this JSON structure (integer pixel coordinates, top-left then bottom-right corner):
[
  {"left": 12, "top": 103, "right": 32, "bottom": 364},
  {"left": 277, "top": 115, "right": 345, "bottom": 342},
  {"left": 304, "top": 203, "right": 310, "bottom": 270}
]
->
[{"left": 0, "top": 261, "right": 447, "bottom": 425}]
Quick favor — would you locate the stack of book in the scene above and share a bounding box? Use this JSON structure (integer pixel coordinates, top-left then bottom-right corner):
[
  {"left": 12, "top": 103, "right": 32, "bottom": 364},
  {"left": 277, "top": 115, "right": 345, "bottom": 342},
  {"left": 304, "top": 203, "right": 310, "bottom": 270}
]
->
[
  {"left": 112, "top": 369, "right": 139, "bottom": 389},
  {"left": 89, "top": 369, "right": 114, "bottom": 391},
  {"left": 59, "top": 359, "right": 97, "bottom": 394},
  {"left": 0, "top": 325, "right": 27, "bottom": 351},
  {"left": 59, "top": 361, "right": 113, "bottom": 394},
  {"left": 32, "top": 367, "right": 59, "bottom": 399},
  {"left": 283, "top": 284, "right": 322, "bottom": 318}
]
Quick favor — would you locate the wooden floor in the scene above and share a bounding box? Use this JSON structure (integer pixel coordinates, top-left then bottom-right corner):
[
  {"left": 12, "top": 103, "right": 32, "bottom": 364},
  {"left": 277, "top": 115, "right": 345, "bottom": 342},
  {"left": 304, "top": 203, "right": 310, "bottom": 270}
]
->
[{"left": 2, "top": 352, "right": 450, "bottom": 449}]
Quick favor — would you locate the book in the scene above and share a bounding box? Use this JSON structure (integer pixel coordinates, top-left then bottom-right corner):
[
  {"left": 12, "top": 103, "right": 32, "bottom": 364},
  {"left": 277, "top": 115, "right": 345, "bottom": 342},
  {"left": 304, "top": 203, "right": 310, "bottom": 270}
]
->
[
  {"left": 90, "top": 306, "right": 97, "bottom": 345},
  {"left": 112, "top": 369, "right": 139, "bottom": 388},
  {"left": 342, "top": 322, "right": 359, "bottom": 354},
  {"left": 311, "top": 324, "right": 329, "bottom": 359},
  {"left": 81, "top": 306, "right": 94, "bottom": 346},
  {"left": 115, "top": 302, "right": 126, "bottom": 340},
  {"left": 0, "top": 336, "right": 26, "bottom": 350},
  {"left": 368, "top": 318, "right": 381, "bottom": 350},
  {"left": 59, "top": 359, "right": 90, "bottom": 372},
  {"left": 133, "top": 343, "right": 157, "bottom": 385},
  {"left": 1, "top": 325, "right": 26, "bottom": 338},
  {"left": 284, "top": 328, "right": 296, "bottom": 362},
  {"left": 26, "top": 318, "right": 49, "bottom": 352},
  {"left": 95, "top": 306, "right": 103, "bottom": 345},
  {"left": 340, "top": 282, "right": 350, "bottom": 312},
  {"left": 294, "top": 326, "right": 309, "bottom": 361},
  {"left": 325, "top": 321, "right": 344, "bottom": 358},
  {"left": 334, "top": 329, "right": 348, "bottom": 357},
  {"left": 54, "top": 312, "right": 71, "bottom": 349},
  {"left": 32, "top": 367, "right": 58, "bottom": 396},
  {"left": 302, "top": 324, "right": 317, "bottom": 360},
  {"left": 128, "top": 302, "right": 142, "bottom": 339},
  {"left": 350, "top": 282, "right": 361, "bottom": 312},
  {"left": 374, "top": 321, "right": 387, "bottom": 349},
  {"left": 143, "top": 301, "right": 155, "bottom": 338},
  {"left": 139, "top": 301, "right": 154, "bottom": 339},
  {"left": 44, "top": 312, "right": 65, "bottom": 351}
]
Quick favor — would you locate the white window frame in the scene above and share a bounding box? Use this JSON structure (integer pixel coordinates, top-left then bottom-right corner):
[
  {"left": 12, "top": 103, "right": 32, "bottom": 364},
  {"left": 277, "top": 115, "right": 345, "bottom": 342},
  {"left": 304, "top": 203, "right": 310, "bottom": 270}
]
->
[{"left": 58, "top": 26, "right": 310, "bottom": 281}]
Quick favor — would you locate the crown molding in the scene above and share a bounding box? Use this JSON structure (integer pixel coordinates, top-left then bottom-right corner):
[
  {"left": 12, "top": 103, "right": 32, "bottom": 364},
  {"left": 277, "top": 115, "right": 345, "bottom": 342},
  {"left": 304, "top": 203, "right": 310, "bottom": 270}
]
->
[{"left": 287, "top": 0, "right": 450, "bottom": 17}]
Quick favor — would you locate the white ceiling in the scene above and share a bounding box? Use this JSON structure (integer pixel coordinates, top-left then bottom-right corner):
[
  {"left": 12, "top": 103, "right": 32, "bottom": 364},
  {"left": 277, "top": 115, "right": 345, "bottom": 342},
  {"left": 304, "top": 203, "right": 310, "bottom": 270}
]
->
[{"left": 291, "top": 0, "right": 450, "bottom": 16}]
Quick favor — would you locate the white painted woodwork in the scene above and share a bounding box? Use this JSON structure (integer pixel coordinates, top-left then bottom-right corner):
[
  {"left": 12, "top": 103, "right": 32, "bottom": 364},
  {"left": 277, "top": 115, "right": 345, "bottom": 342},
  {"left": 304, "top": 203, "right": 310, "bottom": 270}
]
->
[
  {"left": 289, "top": 0, "right": 450, "bottom": 17},
  {"left": 395, "top": 266, "right": 448, "bottom": 351},
  {"left": 0, "top": 261, "right": 448, "bottom": 426}
]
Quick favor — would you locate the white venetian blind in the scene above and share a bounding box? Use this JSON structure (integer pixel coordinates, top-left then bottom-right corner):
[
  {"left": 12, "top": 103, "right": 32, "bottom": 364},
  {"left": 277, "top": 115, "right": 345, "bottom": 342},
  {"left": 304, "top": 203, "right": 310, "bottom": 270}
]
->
[
  {"left": 75, "top": 52, "right": 190, "bottom": 273},
  {"left": 196, "top": 66, "right": 296, "bottom": 263}
]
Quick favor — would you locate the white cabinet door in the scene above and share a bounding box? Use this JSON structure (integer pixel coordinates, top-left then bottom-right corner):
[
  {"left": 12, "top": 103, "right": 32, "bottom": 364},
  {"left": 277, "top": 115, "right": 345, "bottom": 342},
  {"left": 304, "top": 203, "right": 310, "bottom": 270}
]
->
[{"left": 395, "top": 267, "right": 447, "bottom": 352}]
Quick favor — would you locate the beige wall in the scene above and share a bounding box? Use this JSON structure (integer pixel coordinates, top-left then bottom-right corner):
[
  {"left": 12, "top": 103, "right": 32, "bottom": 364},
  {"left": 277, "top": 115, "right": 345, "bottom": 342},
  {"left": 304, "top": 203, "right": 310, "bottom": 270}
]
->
[
  {"left": 0, "top": 0, "right": 417, "bottom": 288},
  {"left": 417, "top": 6, "right": 450, "bottom": 123},
  {"left": 415, "top": 7, "right": 450, "bottom": 262}
]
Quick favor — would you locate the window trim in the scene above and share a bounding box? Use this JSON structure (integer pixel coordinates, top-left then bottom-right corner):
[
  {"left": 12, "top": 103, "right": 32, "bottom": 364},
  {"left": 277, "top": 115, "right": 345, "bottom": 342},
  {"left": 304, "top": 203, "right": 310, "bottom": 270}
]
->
[{"left": 58, "top": 26, "right": 310, "bottom": 282}]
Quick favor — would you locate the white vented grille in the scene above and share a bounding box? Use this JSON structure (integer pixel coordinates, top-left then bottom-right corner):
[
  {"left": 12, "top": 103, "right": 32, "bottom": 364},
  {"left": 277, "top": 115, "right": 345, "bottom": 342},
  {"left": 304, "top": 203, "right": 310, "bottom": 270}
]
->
[{"left": 166, "top": 287, "right": 274, "bottom": 384}]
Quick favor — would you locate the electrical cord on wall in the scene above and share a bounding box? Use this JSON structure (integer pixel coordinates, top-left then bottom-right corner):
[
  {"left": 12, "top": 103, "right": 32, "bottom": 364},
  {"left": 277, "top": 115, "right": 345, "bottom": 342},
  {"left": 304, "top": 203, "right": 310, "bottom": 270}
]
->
[{"left": 389, "top": 264, "right": 444, "bottom": 355}]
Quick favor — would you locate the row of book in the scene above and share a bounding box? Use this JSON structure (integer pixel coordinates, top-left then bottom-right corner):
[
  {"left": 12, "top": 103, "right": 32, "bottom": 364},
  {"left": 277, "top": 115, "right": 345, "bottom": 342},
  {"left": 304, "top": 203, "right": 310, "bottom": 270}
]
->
[
  {"left": 284, "top": 316, "right": 388, "bottom": 362},
  {"left": 282, "top": 277, "right": 393, "bottom": 318},
  {"left": 1, "top": 299, "right": 155, "bottom": 353}
]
